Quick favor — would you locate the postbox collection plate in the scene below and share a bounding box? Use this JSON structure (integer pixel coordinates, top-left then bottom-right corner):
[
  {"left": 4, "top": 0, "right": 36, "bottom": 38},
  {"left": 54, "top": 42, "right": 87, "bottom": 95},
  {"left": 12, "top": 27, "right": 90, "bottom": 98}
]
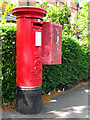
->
[{"left": 35, "top": 31, "right": 41, "bottom": 46}]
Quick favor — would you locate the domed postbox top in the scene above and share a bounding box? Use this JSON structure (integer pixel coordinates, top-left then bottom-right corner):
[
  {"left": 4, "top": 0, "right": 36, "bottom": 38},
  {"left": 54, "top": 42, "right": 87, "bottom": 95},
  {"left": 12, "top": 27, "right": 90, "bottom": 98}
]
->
[{"left": 12, "top": 6, "right": 47, "bottom": 19}]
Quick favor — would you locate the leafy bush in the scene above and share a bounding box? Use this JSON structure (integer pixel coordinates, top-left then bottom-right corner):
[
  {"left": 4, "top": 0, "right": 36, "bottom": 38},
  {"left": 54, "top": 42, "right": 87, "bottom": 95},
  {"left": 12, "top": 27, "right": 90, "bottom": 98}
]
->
[
  {"left": 1, "top": 26, "right": 88, "bottom": 102},
  {"left": 72, "top": 2, "right": 88, "bottom": 40},
  {"left": 1, "top": 26, "right": 16, "bottom": 103},
  {"left": 34, "top": 2, "right": 71, "bottom": 35},
  {"left": 42, "top": 36, "right": 88, "bottom": 93}
]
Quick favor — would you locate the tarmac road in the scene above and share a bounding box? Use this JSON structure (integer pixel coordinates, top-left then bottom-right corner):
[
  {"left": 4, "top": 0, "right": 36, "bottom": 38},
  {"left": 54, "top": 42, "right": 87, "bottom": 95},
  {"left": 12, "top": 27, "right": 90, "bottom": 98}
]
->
[{"left": 1, "top": 83, "right": 89, "bottom": 119}]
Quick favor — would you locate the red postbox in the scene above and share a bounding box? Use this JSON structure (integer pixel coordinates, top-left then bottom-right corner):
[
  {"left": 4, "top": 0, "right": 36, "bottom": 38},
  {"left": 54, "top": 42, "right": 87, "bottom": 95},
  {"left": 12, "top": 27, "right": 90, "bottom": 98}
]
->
[
  {"left": 12, "top": 6, "right": 46, "bottom": 114},
  {"left": 12, "top": 7, "right": 46, "bottom": 87},
  {"left": 12, "top": 6, "right": 62, "bottom": 115}
]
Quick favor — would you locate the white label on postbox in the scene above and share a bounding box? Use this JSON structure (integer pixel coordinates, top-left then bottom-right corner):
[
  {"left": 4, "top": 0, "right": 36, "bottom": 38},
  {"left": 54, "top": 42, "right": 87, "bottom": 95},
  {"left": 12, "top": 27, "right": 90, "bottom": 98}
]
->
[{"left": 35, "top": 31, "right": 41, "bottom": 46}]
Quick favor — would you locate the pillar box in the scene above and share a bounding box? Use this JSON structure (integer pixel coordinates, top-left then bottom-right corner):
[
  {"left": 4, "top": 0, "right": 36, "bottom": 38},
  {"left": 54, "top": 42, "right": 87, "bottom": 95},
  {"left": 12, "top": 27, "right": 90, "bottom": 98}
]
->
[
  {"left": 12, "top": 6, "right": 46, "bottom": 114},
  {"left": 12, "top": 6, "right": 62, "bottom": 115}
]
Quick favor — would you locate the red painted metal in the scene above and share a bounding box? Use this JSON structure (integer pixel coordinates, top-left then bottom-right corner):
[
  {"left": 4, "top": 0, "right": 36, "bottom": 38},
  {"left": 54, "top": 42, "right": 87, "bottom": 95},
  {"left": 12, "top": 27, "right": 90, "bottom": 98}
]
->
[
  {"left": 42, "top": 22, "right": 62, "bottom": 64},
  {"left": 12, "top": 7, "right": 46, "bottom": 87},
  {"left": 12, "top": 6, "right": 46, "bottom": 20}
]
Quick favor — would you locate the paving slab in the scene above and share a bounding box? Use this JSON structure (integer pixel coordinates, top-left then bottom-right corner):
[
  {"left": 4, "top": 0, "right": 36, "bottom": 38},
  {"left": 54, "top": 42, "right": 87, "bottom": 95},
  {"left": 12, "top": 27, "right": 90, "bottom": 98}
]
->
[{"left": 1, "top": 84, "right": 89, "bottom": 119}]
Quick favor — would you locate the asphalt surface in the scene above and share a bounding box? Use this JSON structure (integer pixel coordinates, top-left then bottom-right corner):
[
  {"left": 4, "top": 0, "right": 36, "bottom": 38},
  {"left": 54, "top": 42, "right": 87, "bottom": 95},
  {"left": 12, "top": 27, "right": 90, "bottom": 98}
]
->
[{"left": 1, "top": 84, "right": 89, "bottom": 119}]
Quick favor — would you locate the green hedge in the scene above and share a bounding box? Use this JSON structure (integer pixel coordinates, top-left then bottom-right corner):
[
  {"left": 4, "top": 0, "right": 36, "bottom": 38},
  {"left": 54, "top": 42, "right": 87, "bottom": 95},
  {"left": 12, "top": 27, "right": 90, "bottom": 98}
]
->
[
  {"left": 2, "top": 26, "right": 16, "bottom": 103},
  {"left": 42, "top": 36, "right": 88, "bottom": 93},
  {"left": 1, "top": 26, "right": 88, "bottom": 103}
]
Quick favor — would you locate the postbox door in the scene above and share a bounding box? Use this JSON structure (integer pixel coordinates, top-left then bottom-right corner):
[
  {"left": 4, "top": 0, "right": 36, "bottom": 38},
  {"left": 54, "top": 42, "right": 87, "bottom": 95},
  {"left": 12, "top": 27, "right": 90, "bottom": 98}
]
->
[{"left": 29, "top": 20, "right": 43, "bottom": 87}]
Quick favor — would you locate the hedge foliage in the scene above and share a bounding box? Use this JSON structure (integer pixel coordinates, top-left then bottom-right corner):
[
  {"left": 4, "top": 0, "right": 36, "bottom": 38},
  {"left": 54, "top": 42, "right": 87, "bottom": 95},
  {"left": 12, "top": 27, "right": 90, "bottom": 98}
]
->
[
  {"left": 2, "top": 26, "right": 16, "bottom": 103},
  {"left": 42, "top": 36, "right": 88, "bottom": 93},
  {"left": 34, "top": 3, "right": 71, "bottom": 35},
  {"left": 1, "top": 26, "right": 88, "bottom": 102}
]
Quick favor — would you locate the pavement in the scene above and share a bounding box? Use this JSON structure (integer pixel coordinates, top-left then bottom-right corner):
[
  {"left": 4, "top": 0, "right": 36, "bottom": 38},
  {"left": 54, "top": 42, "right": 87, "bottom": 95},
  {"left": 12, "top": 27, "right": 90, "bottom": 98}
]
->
[{"left": 1, "top": 83, "right": 89, "bottom": 119}]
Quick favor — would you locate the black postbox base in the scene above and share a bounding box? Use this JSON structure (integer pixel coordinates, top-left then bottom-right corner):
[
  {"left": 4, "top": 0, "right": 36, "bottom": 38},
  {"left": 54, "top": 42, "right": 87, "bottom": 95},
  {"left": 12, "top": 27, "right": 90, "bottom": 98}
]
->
[{"left": 16, "top": 86, "right": 42, "bottom": 114}]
